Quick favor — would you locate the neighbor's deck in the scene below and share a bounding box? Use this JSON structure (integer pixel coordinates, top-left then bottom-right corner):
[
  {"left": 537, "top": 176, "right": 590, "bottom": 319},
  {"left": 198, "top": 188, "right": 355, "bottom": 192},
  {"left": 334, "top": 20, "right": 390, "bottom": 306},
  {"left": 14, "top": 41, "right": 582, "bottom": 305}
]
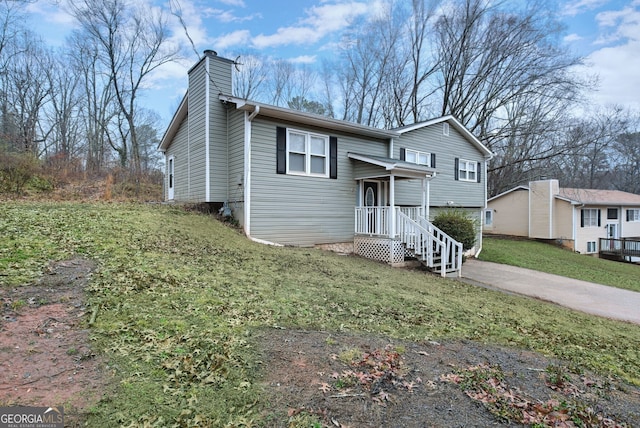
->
[{"left": 599, "top": 238, "right": 640, "bottom": 260}]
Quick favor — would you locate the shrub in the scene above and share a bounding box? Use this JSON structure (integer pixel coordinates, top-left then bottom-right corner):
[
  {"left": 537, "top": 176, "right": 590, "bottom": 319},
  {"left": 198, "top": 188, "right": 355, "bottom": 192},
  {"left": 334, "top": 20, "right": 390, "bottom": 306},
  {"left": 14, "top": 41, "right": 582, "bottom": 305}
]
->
[
  {"left": 432, "top": 209, "right": 477, "bottom": 250},
  {"left": 0, "top": 151, "right": 40, "bottom": 194}
]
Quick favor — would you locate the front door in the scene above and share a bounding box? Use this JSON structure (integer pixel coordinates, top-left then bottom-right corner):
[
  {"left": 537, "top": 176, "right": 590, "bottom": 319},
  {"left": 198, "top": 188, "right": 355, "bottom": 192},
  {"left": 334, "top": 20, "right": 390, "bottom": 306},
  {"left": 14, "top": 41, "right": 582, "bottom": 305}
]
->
[
  {"left": 364, "top": 181, "right": 379, "bottom": 234},
  {"left": 167, "top": 156, "right": 175, "bottom": 200},
  {"left": 606, "top": 223, "right": 618, "bottom": 239}
]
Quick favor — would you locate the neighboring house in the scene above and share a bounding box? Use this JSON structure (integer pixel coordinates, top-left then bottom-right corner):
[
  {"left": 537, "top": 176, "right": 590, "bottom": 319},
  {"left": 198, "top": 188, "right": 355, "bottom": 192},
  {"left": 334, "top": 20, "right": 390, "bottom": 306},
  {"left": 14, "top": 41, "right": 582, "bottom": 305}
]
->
[
  {"left": 159, "top": 50, "right": 493, "bottom": 275},
  {"left": 485, "top": 179, "right": 640, "bottom": 255}
]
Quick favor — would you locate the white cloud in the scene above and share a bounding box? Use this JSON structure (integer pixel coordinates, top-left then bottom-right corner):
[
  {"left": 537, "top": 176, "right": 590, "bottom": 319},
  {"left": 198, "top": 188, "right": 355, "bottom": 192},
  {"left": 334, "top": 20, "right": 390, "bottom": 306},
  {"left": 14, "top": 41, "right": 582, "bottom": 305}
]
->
[
  {"left": 564, "top": 33, "right": 584, "bottom": 43},
  {"left": 580, "top": 2, "right": 640, "bottom": 110},
  {"left": 561, "top": 0, "right": 608, "bottom": 17},
  {"left": 289, "top": 55, "right": 317, "bottom": 64},
  {"left": 217, "top": 0, "right": 246, "bottom": 6},
  {"left": 214, "top": 29, "right": 252, "bottom": 50},
  {"left": 251, "top": 1, "right": 369, "bottom": 49},
  {"left": 584, "top": 41, "right": 640, "bottom": 110}
]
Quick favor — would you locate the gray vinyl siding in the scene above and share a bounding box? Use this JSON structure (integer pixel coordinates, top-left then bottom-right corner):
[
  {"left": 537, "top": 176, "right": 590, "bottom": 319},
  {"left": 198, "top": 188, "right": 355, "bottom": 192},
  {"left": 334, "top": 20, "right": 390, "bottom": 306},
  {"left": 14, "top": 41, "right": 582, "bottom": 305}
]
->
[
  {"left": 186, "top": 62, "right": 207, "bottom": 202},
  {"left": 395, "top": 123, "right": 486, "bottom": 208},
  {"left": 249, "top": 118, "right": 388, "bottom": 246},
  {"left": 353, "top": 162, "right": 388, "bottom": 180},
  {"left": 209, "top": 93, "right": 230, "bottom": 202},
  {"left": 208, "top": 56, "right": 234, "bottom": 202},
  {"left": 165, "top": 117, "right": 189, "bottom": 200}
]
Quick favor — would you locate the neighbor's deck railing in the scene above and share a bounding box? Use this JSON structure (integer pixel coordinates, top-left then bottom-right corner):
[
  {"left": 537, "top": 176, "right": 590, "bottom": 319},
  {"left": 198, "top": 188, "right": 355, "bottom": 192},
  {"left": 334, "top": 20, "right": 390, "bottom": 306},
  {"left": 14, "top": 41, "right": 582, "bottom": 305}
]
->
[{"left": 599, "top": 238, "right": 640, "bottom": 258}]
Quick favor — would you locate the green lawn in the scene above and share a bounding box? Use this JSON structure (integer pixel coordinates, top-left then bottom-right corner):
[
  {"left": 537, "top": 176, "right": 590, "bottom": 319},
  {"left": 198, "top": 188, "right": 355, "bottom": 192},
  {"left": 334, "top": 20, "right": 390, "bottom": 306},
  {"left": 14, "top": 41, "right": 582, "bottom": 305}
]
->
[
  {"left": 1, "top": 202, "right": 639, "bottom": 426},
  {"left": 480, "top": 237, "right": 640, "bottom": 292}
]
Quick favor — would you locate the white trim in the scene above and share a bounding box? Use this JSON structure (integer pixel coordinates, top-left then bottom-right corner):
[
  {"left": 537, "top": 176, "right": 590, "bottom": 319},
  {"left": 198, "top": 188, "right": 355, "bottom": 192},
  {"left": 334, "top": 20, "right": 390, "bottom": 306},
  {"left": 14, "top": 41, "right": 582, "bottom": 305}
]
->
[
  {"left": 205, "top": 56, "right": 210, "bottom": 202},
  {"left": 285, "top": 128, "right": 330, "bottom": 178},
  {"left": 404, "top": 148, "right": 432, "bottom": 166},
  {"left": 389, "top": 175, "right": 395, "bottom": 239},
  {"left": 548, "top": 179, "right": 553, "bottom": 238},
  {"left": 487, "top": 185, "right": 529, "bottom": 202},
  {"left": 457, "top": 159, "right": 477, "bottom": 182},
  {"left": 221, "top": 95, "right": 398, "bottom": 140},
  {"left": 394, "top": 115, "right": 493, "bottom": 158},
  {"left": 167, "top": 155, "right": 175, "bottom": 200},
  {"left": 586, "top": 240, "right": 597, "bottom": 254},
  {"left": 243, "top": 111, "right": 252, "bottom": 236}
]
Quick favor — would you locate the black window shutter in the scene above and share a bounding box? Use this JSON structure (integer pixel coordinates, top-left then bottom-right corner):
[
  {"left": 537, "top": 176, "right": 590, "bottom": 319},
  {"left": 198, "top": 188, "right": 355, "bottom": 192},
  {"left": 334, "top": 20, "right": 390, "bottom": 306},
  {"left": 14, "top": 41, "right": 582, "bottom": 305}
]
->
[
  {"left": 454, "top": 158, "right": 459, "bottom": 180},
  {"left": 580, "top": 209, "right": 585, "bottom": 227},
  {"left": 329, "top": 136, "right": 338, "bottom": 179},
  {"left": 399, "top": 148, "right": 406, "bottom": 161},
  {"left": 627, "top": 209, "right": 631, "bottom": 221},
  {"left": 597, "top": 209, "right": 601, "bottom": 227},
  {"left": 477, "top": 161, "right": 481, "bottom": 183},
  {"left": 276, "top": 127, "right": 286, "bottom": 174},
  {"left": 430, "top": 153, "right": 436, "bottom": 168}
]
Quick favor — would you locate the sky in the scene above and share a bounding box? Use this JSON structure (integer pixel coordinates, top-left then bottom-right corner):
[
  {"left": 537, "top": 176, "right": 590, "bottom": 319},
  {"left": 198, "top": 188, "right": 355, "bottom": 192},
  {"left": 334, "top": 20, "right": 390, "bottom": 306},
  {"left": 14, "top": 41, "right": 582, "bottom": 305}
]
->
[{"left": 24, "top": 0, "right": 640, "bottom": 126}]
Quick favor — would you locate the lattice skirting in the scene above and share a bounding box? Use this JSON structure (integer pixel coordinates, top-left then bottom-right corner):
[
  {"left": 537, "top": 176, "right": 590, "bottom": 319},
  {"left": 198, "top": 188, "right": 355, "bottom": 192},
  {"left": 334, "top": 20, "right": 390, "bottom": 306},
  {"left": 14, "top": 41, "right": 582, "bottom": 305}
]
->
[{"left": 354, "top": 236, "right": 405, "bottom": 264}]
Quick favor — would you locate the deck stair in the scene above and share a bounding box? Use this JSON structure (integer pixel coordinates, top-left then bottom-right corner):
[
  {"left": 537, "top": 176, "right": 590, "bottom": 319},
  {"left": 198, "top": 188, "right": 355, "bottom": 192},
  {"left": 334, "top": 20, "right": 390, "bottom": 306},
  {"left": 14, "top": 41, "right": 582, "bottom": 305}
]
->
[{"left": 397, "top": 211, "right": 463, "bottom": 277}]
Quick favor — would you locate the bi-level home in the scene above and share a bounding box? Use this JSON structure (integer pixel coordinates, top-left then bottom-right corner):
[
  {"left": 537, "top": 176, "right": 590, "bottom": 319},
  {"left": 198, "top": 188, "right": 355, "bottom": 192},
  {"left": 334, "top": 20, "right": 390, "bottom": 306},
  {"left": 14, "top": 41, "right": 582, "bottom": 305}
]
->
[
  {"left": 159, "top": 50, "right": 493, "bottom": 276},
  {"left": 486, "top": 179, "right": 640, "bottom": 258}
]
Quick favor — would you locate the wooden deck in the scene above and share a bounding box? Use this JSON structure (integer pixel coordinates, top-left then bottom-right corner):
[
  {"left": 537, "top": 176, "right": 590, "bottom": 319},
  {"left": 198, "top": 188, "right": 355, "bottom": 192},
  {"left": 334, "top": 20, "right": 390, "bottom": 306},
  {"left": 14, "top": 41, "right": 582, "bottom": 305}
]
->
[{"left": 599, "top": 238, "right": 640, "bottom": 260}]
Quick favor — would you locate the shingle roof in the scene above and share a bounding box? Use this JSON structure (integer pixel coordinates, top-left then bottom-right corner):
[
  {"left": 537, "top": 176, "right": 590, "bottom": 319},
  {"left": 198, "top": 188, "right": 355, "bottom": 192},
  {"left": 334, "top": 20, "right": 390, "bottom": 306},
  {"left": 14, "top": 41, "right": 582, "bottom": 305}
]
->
[{"left": 558, "top": 188, "right": 640, "bottom": 205}]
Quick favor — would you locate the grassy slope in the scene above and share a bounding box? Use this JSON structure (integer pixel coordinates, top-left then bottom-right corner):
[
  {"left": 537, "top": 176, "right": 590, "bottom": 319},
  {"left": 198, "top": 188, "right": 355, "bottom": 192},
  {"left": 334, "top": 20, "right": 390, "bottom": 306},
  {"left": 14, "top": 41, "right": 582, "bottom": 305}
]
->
[
  {"left": 1, "top": 202, "right": 639, "bottom": 426},
  {"left": 480, "top": 237, "right": 640, "bottom": 292}
]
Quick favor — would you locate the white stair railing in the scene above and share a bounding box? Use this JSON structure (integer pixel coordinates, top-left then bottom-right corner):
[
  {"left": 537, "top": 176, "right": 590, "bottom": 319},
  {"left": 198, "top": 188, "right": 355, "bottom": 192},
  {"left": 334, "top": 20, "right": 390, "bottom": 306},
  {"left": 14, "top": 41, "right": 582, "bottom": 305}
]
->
[{"left": 396, "top": 210, "right": 462, "bottom": 277}]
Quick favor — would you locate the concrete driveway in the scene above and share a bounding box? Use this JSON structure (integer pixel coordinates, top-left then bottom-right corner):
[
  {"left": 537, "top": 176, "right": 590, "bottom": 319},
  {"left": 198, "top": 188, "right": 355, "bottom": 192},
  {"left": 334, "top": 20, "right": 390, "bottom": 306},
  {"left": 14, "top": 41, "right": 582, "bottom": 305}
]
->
[{"left": 460, "top": 259, "right": 640, "bottom": 325}]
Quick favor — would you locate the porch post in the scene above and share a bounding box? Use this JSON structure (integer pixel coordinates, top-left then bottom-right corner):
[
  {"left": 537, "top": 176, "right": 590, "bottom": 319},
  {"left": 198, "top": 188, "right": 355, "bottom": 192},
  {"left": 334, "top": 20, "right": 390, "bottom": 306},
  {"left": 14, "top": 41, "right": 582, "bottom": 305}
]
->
[
  {"left": 389, "top": 174, "right": 396, "bottom": 264},
  {"left": 424, "top": 178, "right": 431, "bottom": 220},
  {"left": 421, "top": 178, "right": 426, "bottom": 218},
  {"left": 389, "top": 175, "right": 396, "bottom": 238}
]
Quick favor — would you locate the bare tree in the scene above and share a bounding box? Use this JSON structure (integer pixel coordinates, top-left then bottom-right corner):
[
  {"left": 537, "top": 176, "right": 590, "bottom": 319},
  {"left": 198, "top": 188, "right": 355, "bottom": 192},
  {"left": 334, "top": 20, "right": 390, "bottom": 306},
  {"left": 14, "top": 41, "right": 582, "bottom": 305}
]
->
[
  {"left": 2, "top": 30, "right": 52, "bottom": 154},
  {"left": 67, "top": 31, "right": 116, "bottom": 173},
  {"left": 42, "top": 50, "right": 83, "bottom": 163},
  {"left": 69, "top": 0, "right": 179, "bottom": 174},
  {"left": 433, "top": 0, "right": 588, "bottom": 194},
  {"left": 233, "top": 52, "right": 267, "bottom": 100},
  {"left": 551, "top": 107, "right": 631, "bottom": 189},
  {"left": 612, "top": 130, "right": 640, "bottom": 194}
]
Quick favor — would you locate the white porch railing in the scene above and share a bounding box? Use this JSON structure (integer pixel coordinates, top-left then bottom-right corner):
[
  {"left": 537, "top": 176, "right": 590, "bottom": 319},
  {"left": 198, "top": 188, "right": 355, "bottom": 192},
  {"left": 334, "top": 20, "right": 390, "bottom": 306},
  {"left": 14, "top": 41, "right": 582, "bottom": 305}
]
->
[
  {"left": 355, "top": 206, "right": 392, "bottom": 236},
  {"left": 354, "top": 206, "right": 463, "bottom": 276}
]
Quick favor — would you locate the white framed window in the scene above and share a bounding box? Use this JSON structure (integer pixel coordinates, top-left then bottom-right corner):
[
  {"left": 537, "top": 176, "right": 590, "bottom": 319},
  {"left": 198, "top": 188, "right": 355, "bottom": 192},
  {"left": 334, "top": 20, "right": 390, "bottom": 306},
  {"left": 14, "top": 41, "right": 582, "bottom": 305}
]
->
[
  {"left": 586, "top": 241, "right": 597, "bottom": 254},
  {"left": 582, "top": 208, "right": 600, "bottom": 227},
  {"left": 287, "top": 129, "right": 329, "bottom": 177},
  {"left": 405, "top": 149, "right": 432, "bottom": 166},
  {"left": 607, "top": 208, "right": 618, "bottom": 220},
  {"left": 443, "top": 122, "right": 450, "bottom": 136},
  {"left": 627, "top": 209, "right": 640, "bottom": 222},
  {"left": 458, "top": 159, "right": 477, "bottom": 182},
  {"left": 484, "top": 210, "right": 493, "bottom": 226}
]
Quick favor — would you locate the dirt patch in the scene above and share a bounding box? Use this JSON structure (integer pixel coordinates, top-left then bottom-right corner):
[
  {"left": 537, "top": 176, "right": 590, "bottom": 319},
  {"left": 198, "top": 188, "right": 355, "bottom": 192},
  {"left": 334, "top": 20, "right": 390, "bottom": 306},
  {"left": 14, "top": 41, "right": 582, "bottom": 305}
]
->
[
  {"left": 0, "top": 257, "right": 110, "bottom": 425},
  {"left": 256, "top": 329, "right": 640, "bottom": 427}
]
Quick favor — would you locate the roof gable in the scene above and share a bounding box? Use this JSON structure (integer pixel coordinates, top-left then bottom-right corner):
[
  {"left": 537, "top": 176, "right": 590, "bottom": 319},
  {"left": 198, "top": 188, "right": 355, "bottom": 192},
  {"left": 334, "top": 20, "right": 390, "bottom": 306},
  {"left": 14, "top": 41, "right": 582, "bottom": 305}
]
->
[
  {"left": 394, "top": 115, "right": 493, "bottom": 158},
  {"left": 487, "top": 185, "right": 529, "bottom": 203}
]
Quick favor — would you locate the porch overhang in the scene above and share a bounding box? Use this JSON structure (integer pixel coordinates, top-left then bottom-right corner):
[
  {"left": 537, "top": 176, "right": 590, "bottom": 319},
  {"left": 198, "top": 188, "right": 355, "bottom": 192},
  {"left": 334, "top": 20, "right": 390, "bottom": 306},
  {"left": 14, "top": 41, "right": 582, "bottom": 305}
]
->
[{"left": 348, "top": 152, "right": 436, "bottom": 180}]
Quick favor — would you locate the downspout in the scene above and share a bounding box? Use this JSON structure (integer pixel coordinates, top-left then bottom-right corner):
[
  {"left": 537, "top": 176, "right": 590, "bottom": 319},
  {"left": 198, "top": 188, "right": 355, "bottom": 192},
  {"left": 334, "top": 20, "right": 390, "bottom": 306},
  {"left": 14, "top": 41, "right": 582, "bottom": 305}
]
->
[
  {"left": 243, "top": 107, "right": 256, "bottom": 237},
  {"left": 243, "top": 105, "right": 280, "bottom": 245},
  {"left": 389, "top": 137, "right": 394, "bottom": 158},
  {"left": 478, "top": 154, "right": 492, "bottom": 258}
]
